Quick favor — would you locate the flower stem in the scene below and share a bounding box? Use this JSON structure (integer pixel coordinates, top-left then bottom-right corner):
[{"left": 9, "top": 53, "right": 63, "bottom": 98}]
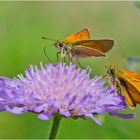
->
[{"left": 49, "top": 115, "right": 62, "bottom": 139}]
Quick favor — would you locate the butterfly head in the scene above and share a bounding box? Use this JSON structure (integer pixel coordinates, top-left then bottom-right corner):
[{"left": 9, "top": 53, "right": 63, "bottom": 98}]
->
[
  {"left": 55, "top": 41, "right": 66, "bottom": 50},
  {"left": 107, "top": 65, "right": 116, "bottom": 78},
  {"left": 55, "top": 41, "right": 68, "bottom": 57}
]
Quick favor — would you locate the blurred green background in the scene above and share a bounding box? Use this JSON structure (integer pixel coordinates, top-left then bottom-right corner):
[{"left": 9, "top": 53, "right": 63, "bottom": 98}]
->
[{"left": 0, "top": 1, "right": 140, "bottom": 139}]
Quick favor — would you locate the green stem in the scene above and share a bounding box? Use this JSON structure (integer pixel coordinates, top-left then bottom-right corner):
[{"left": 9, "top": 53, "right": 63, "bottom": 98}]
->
[{"left": 49, "top": 115, "right": 62, "bottom": 139}]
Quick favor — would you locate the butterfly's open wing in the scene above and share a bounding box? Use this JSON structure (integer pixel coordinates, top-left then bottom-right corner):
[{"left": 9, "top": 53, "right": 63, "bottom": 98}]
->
[
  {"left": 71, "top": 45, "right": 106, "bottom": 58},
  {"left": 64, "top": 28, "right": 90, "bottom": 43},
  {"left": 118, "top": 70, "right": 140, "bottom": 107},
  {"left": 73, "top": 40, "right": 114, "bottom": 53}
]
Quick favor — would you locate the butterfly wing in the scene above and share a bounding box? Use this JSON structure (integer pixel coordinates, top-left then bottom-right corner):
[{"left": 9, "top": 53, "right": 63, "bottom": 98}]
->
[
  {"left": 64, "top": 28, "right": 90, "bottom": 43},
  {"left": 73, "top": 40, "right": 114, "bottom": 54},
  {"left": 118, "top": 70, "right": 140, "bottom": 92},
  {"left": 121, "top": 83, "right": 136, "bottom": 108},
  {"left": 117, "top": 70, "right": 140, "bottom": 107},
  {"left": 71, "top": 45, "right": 106, "bottom": 58}
]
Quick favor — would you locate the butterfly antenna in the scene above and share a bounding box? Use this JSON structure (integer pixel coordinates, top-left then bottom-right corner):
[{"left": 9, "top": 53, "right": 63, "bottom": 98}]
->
[
  {"left": 42, "top": 36, "right": 57, "bottom": 42},
  {"left": 110, "top": 54, "right": 116, "bottom": 67},
  {"left": 44, "top": 46, "right": 52, "bottom": 63}
]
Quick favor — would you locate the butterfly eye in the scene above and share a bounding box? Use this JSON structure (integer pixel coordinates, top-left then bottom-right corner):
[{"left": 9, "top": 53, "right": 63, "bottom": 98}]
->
[
  {"left": 59, "top": 42, "right": 65, "bottom": 48},
  {"left": 107, "top": 67, "right": 115, "bottom": 76},
  {"left": 110, "top": 68, "right": 115, "bottom": 75}
]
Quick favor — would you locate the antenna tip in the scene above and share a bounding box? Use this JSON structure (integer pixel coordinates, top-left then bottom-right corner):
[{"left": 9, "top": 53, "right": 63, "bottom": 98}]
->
[{"left": 42, "top": 36, "right": 46, "bottom": 39}]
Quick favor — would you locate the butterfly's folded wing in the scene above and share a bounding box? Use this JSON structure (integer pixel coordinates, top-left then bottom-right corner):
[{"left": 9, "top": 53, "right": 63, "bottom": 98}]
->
[
  {"left": 118, "top": 70, "right": 140, "bottom": 92},
  {"left": 73, "top": 40, "right": 114, "bottom": 53},
  {"left": 122, "top": 84, "right": 136, "bottom": 108},
  {"left": 71, "top": 45, "right": 106, "bottom": 57},
  {"left": 118, "top": 70, "right": 140, "bottom": 107},
  {"left": 64, "top": 28, "right": 90, "bottom": 43}
]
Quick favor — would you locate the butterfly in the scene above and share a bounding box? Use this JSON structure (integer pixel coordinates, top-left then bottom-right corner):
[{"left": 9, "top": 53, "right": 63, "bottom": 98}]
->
[
  {"left": 42, "top": 28, "right": 114, "bottom": 63},
  {"left": 107, "top": 65, "right": 140, "bottom": 108}
]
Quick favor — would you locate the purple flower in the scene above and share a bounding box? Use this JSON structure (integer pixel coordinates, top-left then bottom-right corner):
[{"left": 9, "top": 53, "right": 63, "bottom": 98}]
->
[{"left": 0, "top": 63, "right": 135, "bottom": 125}]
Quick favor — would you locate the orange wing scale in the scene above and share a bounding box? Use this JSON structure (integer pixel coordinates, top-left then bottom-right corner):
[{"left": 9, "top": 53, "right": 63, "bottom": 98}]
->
[
  {"left": 73, "top": 40, "right": 114, "bottom": 53},
  {"left": 121, "top": 84, "right": 136, "bottom": 108},
  {"left": 121, "top": 79, "right": 140, "bottom": 107},
  {"left": 117, "top": 69, "right": 140, "bottom": 107},
  {"left": 117, "top": 69, "right": 140, "bottom": 92},
  {"left": 64, "top": 28, "right": 90, "bottom": 43},
  {"left": 72, "top": 45, "right": 106, "bottom": 57}
]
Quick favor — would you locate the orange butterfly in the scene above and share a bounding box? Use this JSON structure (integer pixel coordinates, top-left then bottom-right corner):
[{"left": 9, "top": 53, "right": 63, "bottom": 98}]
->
[
  {"left": 107, "top": 65, "right": 140, "bottom": 108},
  {"left": 43, "top": 28, "right": 114, "bottom": 62}
]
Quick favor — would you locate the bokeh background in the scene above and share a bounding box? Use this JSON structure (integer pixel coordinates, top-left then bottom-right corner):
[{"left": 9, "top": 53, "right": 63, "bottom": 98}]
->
[{"left": 0, "top": 1, "right": 140, "bottom": 139}]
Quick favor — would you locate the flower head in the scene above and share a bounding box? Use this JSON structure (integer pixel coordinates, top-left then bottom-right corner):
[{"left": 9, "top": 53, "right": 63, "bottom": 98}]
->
[{"left": 0, "top": 63, "right": 135, "bottom": 124}]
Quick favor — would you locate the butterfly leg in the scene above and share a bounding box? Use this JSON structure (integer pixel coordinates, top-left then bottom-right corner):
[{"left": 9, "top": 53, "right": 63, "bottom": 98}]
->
[
  {"left": 76, "top": 57, "right": 85, "bottom": 69},
  {"left": 116, "top": 79, "right": 123, "bottom": 95},
  {"left": 56, "top": 52, "right": 60, "bottom": 62},
  {"left": 113, "top": 80, "right": 117, "bottom": 95},
  {"left": 113, "top": 79, "right": 122, "bottom": 95},
  {"left": 113, "top": 77, "right": 120, "bottom": 95},
  {"left": 67, "top": 52, "right": 73, "bottom": 65},
  {"left": 70, "top": 53, "right": 73, "bottom": 63},
  {"left": 102, "top": 75, "right": 110, "bottom": 87},
  {"left": 60, "top": 55, "right": 66, "bottom": 63},
  {"left": 102, "top": 74, "right": 108, "bottom": 79}
]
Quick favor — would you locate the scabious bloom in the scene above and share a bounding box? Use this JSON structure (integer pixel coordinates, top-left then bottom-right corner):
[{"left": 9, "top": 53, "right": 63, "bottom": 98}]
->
[{"left": 0, "top": 63, "right": 135, "bottom": 125}]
